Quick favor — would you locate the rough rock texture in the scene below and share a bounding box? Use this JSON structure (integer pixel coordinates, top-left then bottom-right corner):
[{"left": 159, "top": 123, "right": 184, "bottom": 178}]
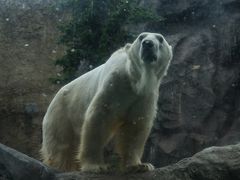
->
[
  {"left": 1, "top": 143, "right": 240, "bottom": 180},
  {"left": 0, "top": 0, "right": 64, "bottom": 159},
  {"left": 142, "top": 0, "right": 240, "bottom": 167},
  {"left": 0, "top": 143, "right": 56, "bottom": 180}
]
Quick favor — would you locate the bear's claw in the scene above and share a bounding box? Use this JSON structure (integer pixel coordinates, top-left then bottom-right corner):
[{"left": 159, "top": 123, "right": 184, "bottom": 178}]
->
[
  {"left": 124, "top": 163, "right": 155, "bottom": 173},
  {"left": 81, "top": 164, "right": 111, "bottom": 173}
]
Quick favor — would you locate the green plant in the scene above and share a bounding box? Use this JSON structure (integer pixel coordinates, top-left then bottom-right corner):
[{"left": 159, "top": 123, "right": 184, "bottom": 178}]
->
[{"left": 54, "top": 0, "right": 163, "bottom": 83}]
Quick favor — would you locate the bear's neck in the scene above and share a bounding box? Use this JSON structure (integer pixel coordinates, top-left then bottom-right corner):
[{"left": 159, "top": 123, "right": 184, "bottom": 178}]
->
[{"left": 126, "top": 59, "right": 160, "bottom": 95}]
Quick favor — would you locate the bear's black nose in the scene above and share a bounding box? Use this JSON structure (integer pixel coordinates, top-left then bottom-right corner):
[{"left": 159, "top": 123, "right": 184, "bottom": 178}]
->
[{"left": 142, "top": 40, "right": 154, "bottom": 48}]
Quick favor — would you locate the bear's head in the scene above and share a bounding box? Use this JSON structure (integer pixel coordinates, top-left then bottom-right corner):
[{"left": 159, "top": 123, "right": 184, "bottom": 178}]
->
[{"left": 127, "top": 32, "right": 173, "bottom": 77}]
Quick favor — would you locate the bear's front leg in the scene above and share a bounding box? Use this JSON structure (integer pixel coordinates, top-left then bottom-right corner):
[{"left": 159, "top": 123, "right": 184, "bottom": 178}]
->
[
  {"left": 115, "top": 119, "right": 155, "bottom": 173},
  {"left": 77, "top": 94, "right": 116, "bottom": 173},
  {"left": 77, "top": 114, "right": 110, "bottom": 172}
]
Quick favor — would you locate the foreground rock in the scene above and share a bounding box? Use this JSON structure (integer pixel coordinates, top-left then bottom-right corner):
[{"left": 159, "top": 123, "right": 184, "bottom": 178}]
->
[
  {"left": 1, "top": 143, "right": 240, "bottom": 180},
  {"left": 0, "top": 143, "right": 55, "bottom": 180}
]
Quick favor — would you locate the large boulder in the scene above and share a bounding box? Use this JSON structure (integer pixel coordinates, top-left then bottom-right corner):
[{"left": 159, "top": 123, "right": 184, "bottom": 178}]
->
[{"left": 0, "top": 143, "right": 56, "bottom": 180}]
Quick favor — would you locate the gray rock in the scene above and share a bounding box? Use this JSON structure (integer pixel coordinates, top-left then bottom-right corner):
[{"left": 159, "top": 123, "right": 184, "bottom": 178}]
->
[
  {"left": 142, "top": 0, "right": 240, "bottom": 167},
  {"left": 1, "top": 143, "right": 240, "bottom": 180},
  {"left": 0, "top": 143, "right": 56, "bottom": 180},
  {"left": 56, "top": 143, "right": 240, "bottom": 180},
  {"left": 24, "top": 103, "right": 39, "bottom": 115}
]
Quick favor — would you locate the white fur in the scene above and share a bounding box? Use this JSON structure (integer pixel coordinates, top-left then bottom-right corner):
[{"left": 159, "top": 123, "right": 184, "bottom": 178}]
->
[{"left": 41, "top": 32, "right": 173, "bottom": 172}]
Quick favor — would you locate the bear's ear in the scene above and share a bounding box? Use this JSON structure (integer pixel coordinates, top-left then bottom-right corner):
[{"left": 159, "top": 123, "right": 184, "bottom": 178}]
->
[
  {"left": 156, "top": 35, "right": 164, "bottom": 43},
  {"left": 124, "top": 43, "right": 132, "bottom": 51},
  {"left": 138, "top": 34, "right": 147, "bottom": 41}
]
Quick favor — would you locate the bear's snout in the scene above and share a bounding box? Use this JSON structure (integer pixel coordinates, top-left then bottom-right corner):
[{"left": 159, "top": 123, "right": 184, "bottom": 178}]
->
[
  {"left": 142, "top": 40, "right": 154, "bottom": 49},
  {"left": 141, "top": 40, "right": 157, "bottom": 63}
]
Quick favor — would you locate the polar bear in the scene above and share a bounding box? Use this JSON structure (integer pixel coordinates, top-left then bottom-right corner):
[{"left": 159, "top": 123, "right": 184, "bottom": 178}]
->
[{"left": 41, "top": 32, "right": 172, "bottom": 173}]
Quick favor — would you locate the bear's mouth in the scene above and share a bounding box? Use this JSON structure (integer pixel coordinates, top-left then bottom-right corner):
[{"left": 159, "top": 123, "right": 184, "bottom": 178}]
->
[{"left": 141, "top": 48, "right": 157, "bottom": 63}]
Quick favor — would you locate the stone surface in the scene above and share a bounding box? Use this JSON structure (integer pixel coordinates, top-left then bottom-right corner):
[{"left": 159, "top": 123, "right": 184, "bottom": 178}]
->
[
  {"left": 1, "top": 143, "right": 240, "bottom": 180},
  {"left": 142, "top": 0, "right": 240, "bottom": 167},
  {"left": 0, "top": 0, "right": 63, "bottom": 159},
  {"left": 0, "top": 143, "right": 56, "bottom": 180}
]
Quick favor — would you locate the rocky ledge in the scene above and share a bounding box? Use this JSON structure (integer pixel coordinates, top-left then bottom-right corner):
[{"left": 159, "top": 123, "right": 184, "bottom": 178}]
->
[{"left": 0, "top": 143, "right": 240, "bottom": 180}]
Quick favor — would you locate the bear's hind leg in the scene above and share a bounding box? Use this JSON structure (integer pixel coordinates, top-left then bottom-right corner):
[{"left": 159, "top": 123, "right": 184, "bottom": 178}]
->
[
  {"left": 41, "top": 142, "right": 79, "bottom": 171},
  {"left": 41, "top": 119, "right": 79, "bottom": 172}
]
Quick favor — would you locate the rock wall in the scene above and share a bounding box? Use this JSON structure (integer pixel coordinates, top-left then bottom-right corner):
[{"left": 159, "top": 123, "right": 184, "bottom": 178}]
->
[
  {"left": 0, "top": 0, "right": 65, "bottom": 158},
  {"left": 143, "top": 0, "right": 240, "bottom": 167}
]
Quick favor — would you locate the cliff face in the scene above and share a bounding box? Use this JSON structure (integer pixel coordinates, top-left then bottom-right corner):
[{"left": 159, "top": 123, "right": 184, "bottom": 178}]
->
[
  {"left": 142, "top": 0, "right": 240, "bottom": 167},
  {"left": 0, "top": 0, "right": 240, "bottom": 168}
]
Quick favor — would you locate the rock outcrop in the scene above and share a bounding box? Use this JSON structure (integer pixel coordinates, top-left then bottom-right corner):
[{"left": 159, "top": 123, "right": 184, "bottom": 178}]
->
[
  {"left": 142, "top": 0, "right": 240, "bottom": 167},
  {"left": 0, "top": 143, "right": 55, "bottom": 180},
  {"left": 1, "top": 143, "right": 240, "bottom": 180}
]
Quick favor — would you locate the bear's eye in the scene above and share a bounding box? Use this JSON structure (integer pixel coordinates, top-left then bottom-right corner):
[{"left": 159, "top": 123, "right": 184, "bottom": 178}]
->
[
  {"left": 157, "top": 36, "right": 164, "bottom": 43},
  {"left": 139, "top": 34, "right": 146, "bottom": 41}
]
